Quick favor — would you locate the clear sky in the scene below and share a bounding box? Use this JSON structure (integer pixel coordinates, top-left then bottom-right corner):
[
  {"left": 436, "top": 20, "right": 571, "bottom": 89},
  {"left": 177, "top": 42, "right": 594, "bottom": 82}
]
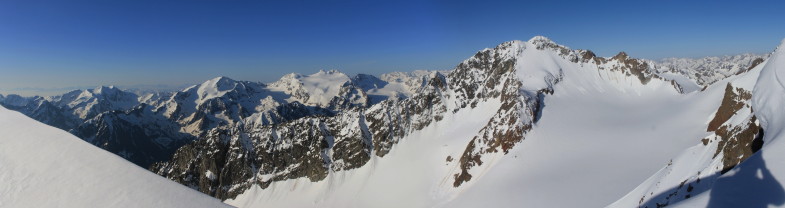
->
[{"left": 1, "top": 0, "right": 784, "bottom": 96}]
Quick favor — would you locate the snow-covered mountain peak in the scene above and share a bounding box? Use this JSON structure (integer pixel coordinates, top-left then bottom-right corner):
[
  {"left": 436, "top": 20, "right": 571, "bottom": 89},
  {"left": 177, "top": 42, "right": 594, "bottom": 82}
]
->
[
  {"left": 93, "top": 85, "right": 115, "bottom": 94},
  {"left": 527, "top": 35, "right": 553, "bottom": 43},
  {"left": 196, "top": 76, "right": 241, "bottom": 100},
  {"left": 612, "top": 51, "right": 630, "bottom": 59},
  {"left": 306, "top": 69, "right": 349, "bottom": 80},
  {"left": 277, "top": 72, "right": 304, "bottom": 81},
  {"left": 267, "top": 70, "right": 352, "bottom": 107}
]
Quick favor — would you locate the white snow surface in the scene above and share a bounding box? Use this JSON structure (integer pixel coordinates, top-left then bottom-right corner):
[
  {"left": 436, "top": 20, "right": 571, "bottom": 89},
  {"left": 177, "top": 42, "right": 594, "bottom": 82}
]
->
[
  {"left": 267, "top": 70, "right": 351, "bottom": 107},
  {"left": 0, "top": 106, "right": 232, "bottom": 208},
  {"left": 2, "top": 36, "right": 774, "bottom": 208},
  {"left": 224, "top": 37, "right": 740, "bottom": 208},
  {"left": 656, "top": 53, "right": 766, "bottom": 86},
  {"left": 226, "top": 99, "right": 503, "bottom": 208},
  {"left": 608, "top": 39, "right": 785, "bottom": 208},
  {"left": 666, "top": 39, "right": 785, "bottom": 208},
  {"left": 446, "top": 39, "right": 720, "bottom": 208}
]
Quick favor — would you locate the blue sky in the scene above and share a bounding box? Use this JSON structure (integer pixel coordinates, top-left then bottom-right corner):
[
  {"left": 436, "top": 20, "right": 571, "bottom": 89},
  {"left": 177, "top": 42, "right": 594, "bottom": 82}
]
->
[{"left": 1, "top": 0, "right": 784, "bottom": 96}]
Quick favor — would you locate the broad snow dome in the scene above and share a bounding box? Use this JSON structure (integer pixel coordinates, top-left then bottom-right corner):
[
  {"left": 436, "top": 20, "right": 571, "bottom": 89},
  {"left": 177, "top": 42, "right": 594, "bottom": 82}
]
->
[
  {"left": 298, "top": 70, "right": 351, "bottom": 106},
  {"left": 196, "top": 76, "right": 240, "bottom": 102}
]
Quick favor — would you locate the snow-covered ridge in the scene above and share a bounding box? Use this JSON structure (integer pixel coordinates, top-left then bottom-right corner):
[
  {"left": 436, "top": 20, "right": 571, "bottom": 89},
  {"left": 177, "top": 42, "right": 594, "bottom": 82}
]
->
[
  {"left": 0, "top": 69, "right": 439, "bottom": 168},
  {"left": 155, "top": 35, "right": 752, "bottom": 207},
  {"left": 656, "top": 53, "right": 767, "bottom": 87},
  {"left": 608, "top": 39, "right": 784, "bottom": 208},
  {"left": 213, "top": 36, "right": 784, "bottom": 208},
  {"left": 0, "top": 106, "right": 232, "bottom": 208},
  {"left": 1, "top": 35, "right": 780, "bottom": 208}
]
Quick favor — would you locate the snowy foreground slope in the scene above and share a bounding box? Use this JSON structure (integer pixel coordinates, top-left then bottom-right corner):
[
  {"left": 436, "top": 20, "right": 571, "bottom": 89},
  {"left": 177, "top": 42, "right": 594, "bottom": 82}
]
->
[{"left": 0, "top": 106, "right": 232, "bottom": 207}]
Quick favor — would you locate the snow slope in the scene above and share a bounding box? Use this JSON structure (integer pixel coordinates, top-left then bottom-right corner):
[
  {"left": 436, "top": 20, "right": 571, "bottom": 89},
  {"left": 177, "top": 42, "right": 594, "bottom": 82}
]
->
[
  {"left": 225, "top": 99, "right": 503, "bottom": 208},
  {"left": 444, "top": 39, "right": 725, "bottom": 208},
  {"left": 0, "top": 106, "right": 232, "bottom": 208},
  {"left": 649, "top": 39, "right": 785, "bottom": 208},
  {"left": 221, "top": 36, "right": 734, "bottom": 208},
  {"left": 267, "top": 70, "right": 352, "bottom": 107}
]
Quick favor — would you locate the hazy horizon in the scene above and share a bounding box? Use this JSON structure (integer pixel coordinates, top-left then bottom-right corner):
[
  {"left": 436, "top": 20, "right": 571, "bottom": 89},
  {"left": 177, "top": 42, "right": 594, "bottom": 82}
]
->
[{"left": 2, "top": 0, "right": 784, "bottom": 96}]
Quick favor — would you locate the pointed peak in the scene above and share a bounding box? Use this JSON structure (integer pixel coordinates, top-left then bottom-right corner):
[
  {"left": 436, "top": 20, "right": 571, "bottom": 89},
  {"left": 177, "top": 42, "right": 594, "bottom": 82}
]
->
[
  {"left": 281, "top": 73, "right": 303, "bottom": 79},
  {"left": 206, "top": 76, "right": 235, "bottom": 83},
  {"left": 613, "top": 52, "right": 629, "bottom": 60},
  {"left": 271, "top": 73, "right": 304, "bottom": 85},
  {"left": 198, "top": 76, "right": 239, "bottom": 92},
  {"left": 93, "top": 85, "right": 121, "bottom": 94},
  {"left": 352, "top": 73, "right": 381, "bottom": 81},
  {"left": 528, "top": 35, "right": 553, "bottom": 43}
]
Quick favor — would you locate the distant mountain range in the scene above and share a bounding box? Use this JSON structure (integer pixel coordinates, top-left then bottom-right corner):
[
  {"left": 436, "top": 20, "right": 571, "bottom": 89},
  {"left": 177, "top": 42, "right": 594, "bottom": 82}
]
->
[{"left": 1, "top": 36, "right": 782, "bottom": 208}]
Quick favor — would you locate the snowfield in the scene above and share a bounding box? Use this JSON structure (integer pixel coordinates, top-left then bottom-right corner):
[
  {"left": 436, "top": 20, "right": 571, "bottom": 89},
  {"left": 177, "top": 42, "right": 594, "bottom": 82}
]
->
[
  {"left": 2, "top": 36, "right": 783, "bottom": 208},
  {"left": 225, "top": 99, "right": 503, "bottom": 208},
  {"left": 219, "top": 37, "right": 759, "bottom": 207},
  {"left": 662, "top": 39, "right": 785, "bottom": 208},
  {"left": 0, "top": 106, "right": 232, "bottom": 208}
]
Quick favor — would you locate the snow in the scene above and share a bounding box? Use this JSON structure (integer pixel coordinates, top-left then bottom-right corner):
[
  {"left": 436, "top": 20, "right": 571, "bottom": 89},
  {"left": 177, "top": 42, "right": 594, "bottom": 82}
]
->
[
  {"left": 2, "top": 36, "right": 773, "bottom": 207},
  {"left": 206, "top": 170, "right": 217, "bottom": 181},
  {"left": 668, "top": 38, "right": 785, "bottom": 208},
  {"left": 608, "top": 39, "right": 783, "bottom": 208},
  {"left": 300, "top": 70, "right": 351, "bottom": 105},
  {"left": 515, "top": 40, "right": 561, "bottom": 92},
  {"left": 444, "top": 39, "right": 723, "bottom": 208},
  {"left": 656, "top": 53, "right": 766, "bottom": 86},
  {"left": 657, "top": 72, "right": 703, "bottom": 93},
  {"left": 0, "top": 106, "right": 232, "bottom": 208},
  {"left": 196, "top": 76, "right": 238, "bottom": 103},
  {"left": 225, "top": 99, "right": 502, "bottom": 208},
  {"left": 224, "top": 37, "right": 745, "bottom": 208},
  {"left": 267, "top": 70, "right": 352, "bottom": 107}
]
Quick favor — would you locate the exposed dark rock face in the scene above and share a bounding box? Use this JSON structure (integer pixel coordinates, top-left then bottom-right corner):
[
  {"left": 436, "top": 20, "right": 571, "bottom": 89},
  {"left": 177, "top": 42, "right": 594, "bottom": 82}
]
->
[
  {"left": 737, "top": 58, "right": 765, "bottom": 75},
  {"left": 366, "top": 73, "right": 449, "bottom": 157},
  {"left": 703, "top": 85, "right": 760, "bottom": 174},
  {"left": 152, "top": 74, "right": 452, "bottom": 200},
  {"left": 714, "top": 119, "right": 761, "bottom": 174},
  {"left": 328, "top": 82, "right": 370, "bottom": 110},
  {"left": 451, "top": 40, "right": 539, "bottom": 187},
  {"left": 153, "top": 37, "right": 707, "bottom": 198},
  {"left": 452, "top": 37, "right": 677, "bottom": 187},
  {"left": 707, "top": 84, "right": 752, "bottom": 132},
  {"left": 71, "top": 104, "right": 196, "bottom": 168},
  {"left": 4, "top": 36, "right": 766, "bottom": 203},
  {"left": 639, "top": 83, "right": 762, "bottom": 208},
  {"left": 1, "top": 99, "right": 81, "bottom": 131}
]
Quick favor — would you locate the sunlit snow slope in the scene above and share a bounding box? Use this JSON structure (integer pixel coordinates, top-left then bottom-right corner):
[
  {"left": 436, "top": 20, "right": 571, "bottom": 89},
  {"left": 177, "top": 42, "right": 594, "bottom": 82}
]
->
[
  {"left": 445, "top": 43, "right": 726, "bottom": 208},
  {"left": 640, "top": 39, "right": 785, "bottom": 208},
  {"left": 220, "top": 37, "right": 755, "bottom": 208},
  {"left": 0, "top": 106, "right": 232, "bottom": 208}
]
